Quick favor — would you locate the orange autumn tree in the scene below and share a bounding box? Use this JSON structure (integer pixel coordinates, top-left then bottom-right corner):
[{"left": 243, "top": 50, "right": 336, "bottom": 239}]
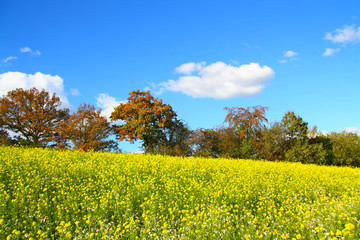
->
[
  {"left": 0, "top": 88, "right": 70, "bottom": 147},
  {"left": 223, "top": 105, "right": 269, "bottom": 158},
  {"left": 111, "top": 90, "right": 190, "bottom": 155},
  {"left": 58, "top": 103, "right": 118, "bottom": 152}
]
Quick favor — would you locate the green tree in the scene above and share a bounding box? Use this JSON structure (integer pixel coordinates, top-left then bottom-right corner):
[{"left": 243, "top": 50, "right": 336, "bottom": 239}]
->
[
  {"left": 329, "top": 131, "right": 360, "bottom": 167},
  {"left": 280, "top": 111, "right": 309, "bottom": 154},
  {"left": 281, "top": 111, "right": 308, "bottom": 141},
  {"left": 0, "top": 88, "right": 70, "bottom": 147},
  {"left": 58, "top": 103, "right": 118, "bottom": 152},
  {"left": 157, "top": 118, "right": 192, "bottom": 156},
  {"left": 309, "top": 133, "right": 335, "bottom": 165},
  {"left": 111, "top": 90, "right": 189, "bottom": 155},
  {"left": 285, "top": 140, "right": 327, "bottom": 165},
  {"left": 259, "top": 122, "right": 287, "bottom": 161}
]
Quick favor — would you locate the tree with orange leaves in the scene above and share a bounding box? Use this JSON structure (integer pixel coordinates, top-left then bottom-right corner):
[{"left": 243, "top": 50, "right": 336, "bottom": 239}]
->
[
  {"left": 224, "top": 106, "right": 269, "bottom": 141},
  {"left": 0, "top": 88, "right": 70, "bottom": 147},
  {"left": 58, "top": 103, "right": 118, "bottom": 152},
  {"left": 111, "top": 90, "right": 190, "bottom": 155},
  {"left": 223, "top": 105, "right": 269, "bottom": 158}
]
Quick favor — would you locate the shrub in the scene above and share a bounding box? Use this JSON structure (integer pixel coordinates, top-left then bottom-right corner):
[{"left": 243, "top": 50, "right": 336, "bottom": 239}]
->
[
  {"left": 329, "top": 132, "right": 360, "bottom": 167},
  {"left": 285, "top": 140, "right": 327, "bottom": 165}
]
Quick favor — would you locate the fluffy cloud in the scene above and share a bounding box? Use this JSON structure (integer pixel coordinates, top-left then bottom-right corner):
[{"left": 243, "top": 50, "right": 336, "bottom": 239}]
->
[
  {"left": 3, "top": 56, "right": 17, "bottom": 63},
  {"left": 324, "top": 25, "right": 360, "bottom": 44},
  {"left": 175, "top": 62, "right": 206, "bottom": 75},
  {"left": 0, "top": 71, "right": 70, "bottom": 108},
  {"left": 160, "top": 62, "right": 274, "bottom": 99},
  {"left": 20, "top": 46, "right": 41, "bottom": 55},
  {"left": 96, "top": 93, "right": 126, "bottom": 120},
  {"left": 323, "top": 48, "right": 341, "bottom": 57}
]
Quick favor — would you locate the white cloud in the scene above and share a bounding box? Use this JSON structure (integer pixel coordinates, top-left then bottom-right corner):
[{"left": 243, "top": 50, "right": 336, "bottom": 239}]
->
[
  {"left": 96, "top": 93, "right": 126, "bottom": 120},
  {"left": 70, "top": 88, "right": 80, "bottom": 96},
  {"left": 323, "top": 48, "right": 341, "bottom": 57},
  {"left": 175, "top": 62, "right": 206, "bottom": 75},
  {"left": 279, "top": 50, "right": 299, "bottom": 63},
  {"left": 343, "top": 127, "right": 360, "bottom": 135},
  {"left": 0, "top": 71, "right": 70, "bottom": 109},
  {"left": 324, "top": 25, "right": 360, "bottom": 44},
  {"left": 20, "top": 47, "right": 32, "bottom": 53},
  {"left": 283, "top": 50, "right": 298, "bottom": 58},
  {"left": 3, "top": 56, "right": 17, "bottom": 63},
  {"left": 20, "top": 46, "right": 41, "bottom": 55},
  {"left": 160, "top": 62, "right": 274, "bottom": 99}
]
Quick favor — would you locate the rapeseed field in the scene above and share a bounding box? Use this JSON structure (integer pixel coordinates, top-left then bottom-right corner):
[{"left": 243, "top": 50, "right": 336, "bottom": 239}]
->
[{"left": 0, "top": 146, "right": 359, "bottom": 239}]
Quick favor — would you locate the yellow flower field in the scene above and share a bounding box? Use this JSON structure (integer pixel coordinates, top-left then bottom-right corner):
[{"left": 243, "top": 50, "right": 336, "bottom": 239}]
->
[{"left": 0, "top": 146, "right": 359, "bottom": 239}]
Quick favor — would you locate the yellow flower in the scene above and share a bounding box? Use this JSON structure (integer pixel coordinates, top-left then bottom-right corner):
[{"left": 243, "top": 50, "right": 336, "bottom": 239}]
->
[{"left": 345, "top": 223, "right": 355, "bottom": 231}]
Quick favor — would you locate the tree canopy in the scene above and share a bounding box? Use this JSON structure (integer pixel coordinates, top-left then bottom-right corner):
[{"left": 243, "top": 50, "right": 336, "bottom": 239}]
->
[
  {"left": 0, "top": 87, "right": 359, "bottom": 167},
  {"left": 111, "top": 90, "right": 190, "bottom": 155},
  {"left": 58, "top": 103, "right": 118, "bottom": 152},
  {"left": 0, "top": 88, "right": 70, "bottom": 147},
  {"left": 281, "top": 111, "right": 308, "bottom": 141},
  {"left": 224, "top": 105, "right": 269, "bottom": 141}
]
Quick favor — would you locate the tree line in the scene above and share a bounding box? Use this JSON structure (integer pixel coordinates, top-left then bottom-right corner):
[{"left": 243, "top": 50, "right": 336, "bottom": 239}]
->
[{"left": 1, "top": 88, "right": 359, "bottom": 167}]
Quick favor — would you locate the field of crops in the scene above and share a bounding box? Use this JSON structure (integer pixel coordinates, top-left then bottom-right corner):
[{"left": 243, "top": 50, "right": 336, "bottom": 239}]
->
[{"left": 1, "top": 146, "right": 359, "bottom": 239}]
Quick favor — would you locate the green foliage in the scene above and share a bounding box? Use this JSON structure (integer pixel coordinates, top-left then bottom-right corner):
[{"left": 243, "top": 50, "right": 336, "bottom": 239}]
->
[
  {"left": 281, "top": 111, "right": 308, "bottom": 141},
  {"left": 1, "top": 87, "right": 359, "bottom": 167},
  {"left": 285, "top": 140, "right": 327, "bottom": 165},
  {"left": 309, "top": 134, "right": 335, "bottom": 165},
  {"left": 154, "top": 119, "right": 192, "bottom": 156},
  {"left": 259, "top": 122, "right": 287, "bottom": 161},
  {"left": 329, "top": 132, "right": 360, "bottom": 167}
]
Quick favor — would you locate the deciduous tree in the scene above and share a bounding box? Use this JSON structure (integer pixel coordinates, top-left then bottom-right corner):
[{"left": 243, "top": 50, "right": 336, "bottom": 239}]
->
[
  {"left": 224, "top": 106, "right": 269, "bottom": 141},
  {"left": 58, "top": 103, "right": 118, "bottom": 152},
  {"left": 0, "top": 88, "right": 70, "bottom": 147},
  {"left": 259, "top": 122, "right": 287, "bottom": 161},
  {"left": 223, "top": 105, "right": 269, "bottom": 158},
  {"left": 280, "top": 111, "right": 308, "bottom": 152},
  {"left": 111, "top": 90, "right": 189, "bottom": 155},
  {"left": 281, "top": 111, "right": 308, "bottom": 141},
  {"left": 328, "top": 132, "right": 360, "bottom": 167},
  {"left": 189, "top": 128, "right": 220, "bottom": 158}
]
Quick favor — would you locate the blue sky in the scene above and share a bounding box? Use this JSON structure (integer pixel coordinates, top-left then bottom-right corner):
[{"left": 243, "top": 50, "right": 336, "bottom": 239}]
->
[{"left": 1, "top": 0, "right": 359, "bottom": 152}]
